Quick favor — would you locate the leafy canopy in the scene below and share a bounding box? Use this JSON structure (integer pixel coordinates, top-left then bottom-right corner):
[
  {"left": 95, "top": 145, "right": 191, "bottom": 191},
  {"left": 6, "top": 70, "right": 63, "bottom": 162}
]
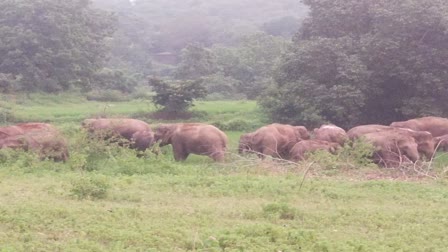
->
[
  {"left": 0, "top": 0, "right": 116, "bottom": 93},
  {"left": 148, "top": 77, "right": 207, "bottom": 112},
  {"left": 261, "top": 0, "right": 448, "bottom": 128}
]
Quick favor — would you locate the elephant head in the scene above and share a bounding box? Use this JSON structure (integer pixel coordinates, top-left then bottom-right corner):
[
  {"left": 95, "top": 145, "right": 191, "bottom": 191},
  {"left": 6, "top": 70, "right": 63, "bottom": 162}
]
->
[
  {"left": 293, "top": 126, "right": 310, "bottom": 140},
  {"left": 131, "top": 130, "right": 155, "bottom": 151},
  {"left": 154, "top": 124, "right": 177, "bottom": 147},
  {"left": 397, "top": 139, "right": 419, "bottom": 163},
  {"left": 238, "top": 133, "right": 254, "bottom": 154},
  {"left": 413, "top": 131, "right": 435, "bottom": 160}
]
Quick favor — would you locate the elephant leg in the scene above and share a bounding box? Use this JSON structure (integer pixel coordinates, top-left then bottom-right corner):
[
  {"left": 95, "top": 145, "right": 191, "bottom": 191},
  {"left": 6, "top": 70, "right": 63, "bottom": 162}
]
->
[
  {"left": 261, "top": 146, "right": 279, "bottom": 159},
  {"left": 172, "top": 143, "right": 189, "bottom": 161},
  {"left": 173, "top": 151, "right": 188, "bottom": 161},
  {"left": 173, "top": 150, "right": 189, "bottom": 161}
]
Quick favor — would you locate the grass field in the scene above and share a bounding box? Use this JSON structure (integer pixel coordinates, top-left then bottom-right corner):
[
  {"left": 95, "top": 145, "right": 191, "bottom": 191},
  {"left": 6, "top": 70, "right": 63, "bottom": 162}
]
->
[{"left": 1, "top": 94, "right": 448, "bottom": 251}]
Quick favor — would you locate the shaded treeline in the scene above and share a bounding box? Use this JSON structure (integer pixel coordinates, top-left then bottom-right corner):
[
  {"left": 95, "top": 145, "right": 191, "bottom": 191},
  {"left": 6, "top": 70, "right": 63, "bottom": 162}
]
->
[{"left": 1, "top": 0, "right": 448, "bottom": 128}]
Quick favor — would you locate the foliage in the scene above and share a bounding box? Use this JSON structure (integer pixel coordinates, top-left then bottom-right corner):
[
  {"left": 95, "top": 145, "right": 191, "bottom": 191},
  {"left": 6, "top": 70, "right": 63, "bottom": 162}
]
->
[
  {"left": 262, "top": 202, "right": 298, "bottom": 220},
  {"left": 148, "top": 77, "right": 207, "bottom": 112},
  {"left": 91, "top": 68, "right": 139, "bottom": 93},
  {"left": 262, "top": 0, "right": 448, "bottom": 128},
  {"left": 0, "top": 0, "right": 116, "bottom": 93},
  {"left": 174, "top": 45, "right": 219, "bottom": 80},
  {"left": 70, "top": 175, "right": 110, "bottom": 200},
  {"left": 89, "top": 0, "right": 307, "bottom": 92},
  {"left": 262, "top": 16, "right": 302, "bottom": 38},
  {"left": 214, "top": 33, "right": 290, "bottom": 99},
  {"left": 0, "top": 73, "right": 20, "bottom": 94},
  {"left": 306, "top": 139, "right": 376, "bottom": 173},
  {"left": 93, "top": 0, "right": 306, "bottom": 52}
]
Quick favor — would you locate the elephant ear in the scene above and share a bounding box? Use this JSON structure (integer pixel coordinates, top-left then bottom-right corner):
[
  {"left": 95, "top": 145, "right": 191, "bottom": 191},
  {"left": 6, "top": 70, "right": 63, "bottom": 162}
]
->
[
  {"left": 156, "top": 124, "right": 177, "bottom": 144},
  {"left": 294, "top": 126, "right": 310, "bottom": 140}
]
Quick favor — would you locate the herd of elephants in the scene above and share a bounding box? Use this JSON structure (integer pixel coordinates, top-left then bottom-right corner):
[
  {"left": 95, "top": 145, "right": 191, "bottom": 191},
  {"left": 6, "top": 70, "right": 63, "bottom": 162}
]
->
[{"left": 1, "top": 116, "right": 448, "bottom": 168}]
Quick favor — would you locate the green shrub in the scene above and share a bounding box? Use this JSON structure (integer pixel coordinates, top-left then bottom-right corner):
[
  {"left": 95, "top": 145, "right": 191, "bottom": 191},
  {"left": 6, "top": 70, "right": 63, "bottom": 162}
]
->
[
  {"left": 262, "top": 202, "right": 298, "bottom": 220},
  {"left": 340, "top": 139, "right": 376, "bottom": 167},
  {"left": 70, "top": 175, "right": 111, "bottom": 200},
  {"left": 307, "top": 150, "right": 341, "bottom": 171},
  {"left": 306, "top": 139, "right": 376, "bottom": 172},
  {"left": 0, "top": 148, "right": 41, "bottom": 172}
]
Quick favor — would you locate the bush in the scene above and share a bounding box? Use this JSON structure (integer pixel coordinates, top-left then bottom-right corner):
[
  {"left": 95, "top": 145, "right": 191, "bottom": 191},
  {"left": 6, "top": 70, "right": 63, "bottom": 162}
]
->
[
  {"left": 148, "top": 77, "right": 207, "bottom": 112},
  {"left": 262, "top": 202, "right": 298, "bottom": 220},
  {"left": 306, "top": 139, "right": 376, "bottom": 172},
  {"left": 70, "top": 175, "right": 111, "bottom": 200},
  {"left": 340, "top": 139, "right": 376, "bottom": 167},
  {"left": 130, "top": 86, "right": 154, "bottom": 100},
  {"left": 0, "top": 148, "right": 40, "bottom": 172}
]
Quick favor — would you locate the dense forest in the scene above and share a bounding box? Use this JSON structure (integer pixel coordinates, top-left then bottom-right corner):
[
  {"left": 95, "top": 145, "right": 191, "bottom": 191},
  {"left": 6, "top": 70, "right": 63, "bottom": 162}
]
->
[
  {"left": 1, "top": 0, "right": 448, "bottom": 127},
  {"left": 92, "top": 0, "right": 307, "bottom": 99}
]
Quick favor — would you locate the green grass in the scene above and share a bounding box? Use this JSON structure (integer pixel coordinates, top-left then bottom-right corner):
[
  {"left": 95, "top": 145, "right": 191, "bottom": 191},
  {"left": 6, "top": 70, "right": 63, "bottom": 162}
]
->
[
  {"left": 1, "top": 93, "right": 259, "bottom": 125},
  {"left": 1, "top": 160, "right": 448, "bottom": 251},
  {"left": 0, "top": 94, "right": 448, "bottom": 251}
]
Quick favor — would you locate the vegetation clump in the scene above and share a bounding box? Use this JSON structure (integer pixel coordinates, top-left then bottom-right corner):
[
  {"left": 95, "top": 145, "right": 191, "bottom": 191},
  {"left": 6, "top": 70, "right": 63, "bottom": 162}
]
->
[
  {"left": 148, "top": 77, "right": 207, "bottom": 117},
  {"left": 70, "top": 175, "right": 110, "bottom": 200},
  {"left": 261, "top": 0, "right": 448, "bottom": 128}
]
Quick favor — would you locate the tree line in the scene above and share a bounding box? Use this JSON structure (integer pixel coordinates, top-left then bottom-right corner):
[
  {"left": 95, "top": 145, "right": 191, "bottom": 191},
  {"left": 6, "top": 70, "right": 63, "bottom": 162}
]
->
[{"left": 1, "top": 0, "right": 447, "bottom": 128}]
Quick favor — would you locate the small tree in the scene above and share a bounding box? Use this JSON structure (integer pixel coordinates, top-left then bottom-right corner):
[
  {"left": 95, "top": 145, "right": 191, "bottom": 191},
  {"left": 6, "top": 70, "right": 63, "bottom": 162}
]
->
[{"left": 148, "top": 77, "right": 207, "bottom": 113}]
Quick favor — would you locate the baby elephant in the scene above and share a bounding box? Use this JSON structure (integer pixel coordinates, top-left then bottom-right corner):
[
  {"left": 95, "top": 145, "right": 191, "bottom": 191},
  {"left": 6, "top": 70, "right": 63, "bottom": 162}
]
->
[
  {"left": 0, "top": 123, "right": 69, "bottom": 162},
  {"left": 313, "top": 124, "right": 348, "bottom": 146},
  {"left": 154, "top": 123, "right": 228, "bottom": 162},
  {"left": 289, "top": 140, "right": 340, "bottom": 162}
]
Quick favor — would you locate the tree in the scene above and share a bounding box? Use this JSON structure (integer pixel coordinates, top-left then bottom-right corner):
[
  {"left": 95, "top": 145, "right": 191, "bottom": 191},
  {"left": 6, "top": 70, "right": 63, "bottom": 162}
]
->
[
  {"left": 148, "top": 77, "right": 207, "bottom": 113},
  {"left": 262, "top": 16, "right": 301, "bottom": 38},
  {"left": 92, "top": 68, "right": 138, "bottom": 93},
  {"left": 261, "top": 0, "right": 448, "bottom": 128},
  {"left": 0, "top": 0, "right": 116, "bottom": 93},
  {"left": 214, "top": 33, "right": 290, "bottom": 99},
  {"left": 93, "top": 0, "right": 154, "bottom": 75},
  {"left": 175, "top": 44, "right": 219, "bottom": 80}
]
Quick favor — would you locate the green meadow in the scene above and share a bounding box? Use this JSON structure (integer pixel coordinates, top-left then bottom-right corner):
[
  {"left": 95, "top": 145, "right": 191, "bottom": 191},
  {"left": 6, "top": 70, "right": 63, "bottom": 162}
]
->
[{"left": 0, "top": 94, "right": 448, "bottom": 251}]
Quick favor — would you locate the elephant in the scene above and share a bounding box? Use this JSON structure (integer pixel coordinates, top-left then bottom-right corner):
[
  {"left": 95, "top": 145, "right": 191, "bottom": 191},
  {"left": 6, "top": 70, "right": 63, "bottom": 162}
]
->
[
  {"left": 0, "top": 122, "right": 56, "bottom": 140},
  {"left": 154, "top": 123, "right": 228, "bottom": 162},
  {"left": 313, "top": 125, "right": 348, "bottom": 146},
  {"left": 289, "top": 140, "right": 340, "bottom": 162},
  {"left": 82, "top": 118, "right": 155, "bottom": 152},
  {"left": 347, "top": 124, "right": 393, "bottom": 140},
  {"left": 348, "top": 124, "right": 435, "bottom": 160},
  {"left": 390, "top": 116, "right": 448, "bottom": 137},
  {"left": 395, "top": 129, "right": 435, "bottom": 160},
  {"left": 237, "top": 123, "right": 309, "bottom": 159},
  {"left": 269, "top": 123, "right": 310, "bottom": 141},
  {"left": 362, "top": 131, "right": 420, "bottom": 168},
  {"left": 238, "top": 132, "right": 255, "bottom": 155},
  {"left": 0, "top": 129, "right": 69, "bottom": 162}
]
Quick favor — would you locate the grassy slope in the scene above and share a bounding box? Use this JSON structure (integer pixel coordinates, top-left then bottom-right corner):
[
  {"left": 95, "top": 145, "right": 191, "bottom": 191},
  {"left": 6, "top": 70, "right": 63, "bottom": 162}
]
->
[{"left": 0, "top": 94, "right": 448, "bottom": 251}]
